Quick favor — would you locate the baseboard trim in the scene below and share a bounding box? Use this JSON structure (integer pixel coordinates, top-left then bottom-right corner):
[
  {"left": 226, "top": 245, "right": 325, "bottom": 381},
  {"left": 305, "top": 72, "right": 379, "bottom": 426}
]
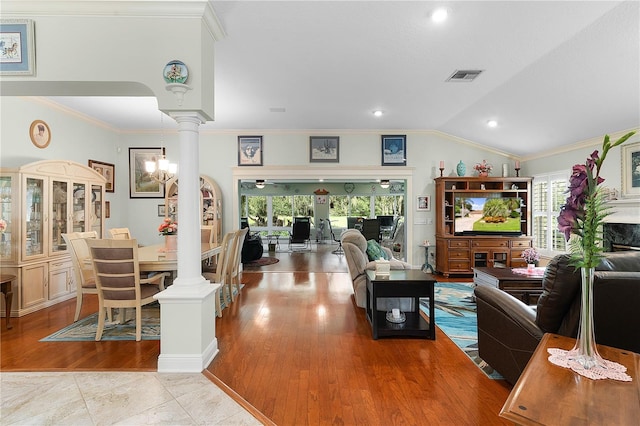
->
[{"left": 157, "top": 339, "right": 219, "bottom": 373}]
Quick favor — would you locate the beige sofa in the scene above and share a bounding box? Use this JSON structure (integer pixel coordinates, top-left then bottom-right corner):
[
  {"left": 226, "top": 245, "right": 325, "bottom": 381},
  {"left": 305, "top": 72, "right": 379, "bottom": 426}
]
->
[{"left": 341, "top": 229, "right": 414, "bottom": 309}]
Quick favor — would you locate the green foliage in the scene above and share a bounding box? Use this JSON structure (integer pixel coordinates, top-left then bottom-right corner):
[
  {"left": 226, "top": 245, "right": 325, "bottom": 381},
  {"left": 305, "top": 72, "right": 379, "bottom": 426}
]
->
[{"left": 482, "top": 198, "right": 509, "bottom": 219}]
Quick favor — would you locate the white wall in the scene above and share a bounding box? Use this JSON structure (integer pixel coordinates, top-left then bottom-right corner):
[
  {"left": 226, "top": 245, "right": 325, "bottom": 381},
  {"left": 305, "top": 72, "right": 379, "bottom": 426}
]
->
[{"left": 524, "top": 131, "right": 640, "bottom": 194}]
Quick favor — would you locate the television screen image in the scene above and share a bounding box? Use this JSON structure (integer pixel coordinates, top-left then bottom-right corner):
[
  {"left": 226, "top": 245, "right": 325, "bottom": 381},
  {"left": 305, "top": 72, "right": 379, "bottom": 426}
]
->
[{"left": 454, "top": 196, "right": 522, "bottom": 235}]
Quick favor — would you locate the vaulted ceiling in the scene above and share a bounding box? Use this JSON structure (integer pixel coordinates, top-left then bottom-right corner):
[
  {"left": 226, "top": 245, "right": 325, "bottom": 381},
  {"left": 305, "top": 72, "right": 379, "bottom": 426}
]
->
[{"left": 45, "top": 1, "right": 639, "bottom": 157}]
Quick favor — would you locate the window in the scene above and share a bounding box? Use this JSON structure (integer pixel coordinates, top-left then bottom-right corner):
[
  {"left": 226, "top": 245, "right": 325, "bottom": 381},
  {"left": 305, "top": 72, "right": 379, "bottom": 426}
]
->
[
  {"left": 293, "top": 195, "right": 314, "bottom": 218},
  {"left": 374, "top": 195, "right": 404, "bottom": 216},
  {"left": 349, "top": 196, "right": 370, "bottom": 218},
  {"left": 533, "top": 172, "right": 569, "bottom": 253},
  {"left": 272, "top": 196, "right": 292, "bottom": 227},
  {"left": 241, "top": 195, "right": 267, "bottom": 227}
]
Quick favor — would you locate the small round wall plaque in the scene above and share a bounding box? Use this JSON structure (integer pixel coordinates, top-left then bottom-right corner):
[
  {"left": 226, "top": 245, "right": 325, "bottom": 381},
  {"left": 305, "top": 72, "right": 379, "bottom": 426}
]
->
[
  {"left": 29, "top": 120, "right": 51, "bottom": 149},
  {"left": 163, "top": 60, "right": 189, "bottom": 84}
]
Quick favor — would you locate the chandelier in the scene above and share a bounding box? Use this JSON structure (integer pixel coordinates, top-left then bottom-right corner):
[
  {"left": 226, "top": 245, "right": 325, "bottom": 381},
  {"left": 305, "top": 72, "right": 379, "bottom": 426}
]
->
[{"left": 145, "top": 112, "right": 177, "bottom": 183}]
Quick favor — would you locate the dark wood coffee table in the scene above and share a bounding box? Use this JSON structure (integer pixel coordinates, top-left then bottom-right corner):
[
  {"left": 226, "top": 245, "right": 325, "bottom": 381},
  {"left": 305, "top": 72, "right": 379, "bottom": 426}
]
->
[
  {"left": 473, "top": 267, "right": 544, "bottom": 305},
  {"left": 365, "top": 270, "right": 436, "bottom": 340}
]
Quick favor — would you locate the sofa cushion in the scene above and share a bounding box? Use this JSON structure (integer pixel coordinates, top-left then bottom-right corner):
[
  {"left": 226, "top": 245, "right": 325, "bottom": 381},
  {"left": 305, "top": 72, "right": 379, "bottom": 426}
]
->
[{"left": 366, "top": 240, "right": 389, "bottom": 261}]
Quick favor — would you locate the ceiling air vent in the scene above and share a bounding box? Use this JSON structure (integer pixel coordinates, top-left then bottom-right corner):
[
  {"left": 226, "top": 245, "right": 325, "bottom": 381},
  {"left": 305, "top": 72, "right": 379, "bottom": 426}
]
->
[{"left": 446, "top": 69, "right": 483, "bottom": 82}]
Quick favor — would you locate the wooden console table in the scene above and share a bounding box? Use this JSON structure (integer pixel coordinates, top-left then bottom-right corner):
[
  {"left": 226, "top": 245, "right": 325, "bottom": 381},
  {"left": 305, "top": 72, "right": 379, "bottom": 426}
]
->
[{"left": 500, "top": 333, "right": 639, "bottom": 425}]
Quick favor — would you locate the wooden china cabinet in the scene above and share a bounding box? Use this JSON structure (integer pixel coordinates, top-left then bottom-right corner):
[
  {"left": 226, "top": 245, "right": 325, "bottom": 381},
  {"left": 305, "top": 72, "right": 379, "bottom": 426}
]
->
[
  {"left": 164, "top": 174, "right": 223, "bottom": 243},
  {"left": 0, "top": 160, "right": 106, "bottom": 318},
  {"left": 434, "top": 176, "right": 533, "bottom": 276}
]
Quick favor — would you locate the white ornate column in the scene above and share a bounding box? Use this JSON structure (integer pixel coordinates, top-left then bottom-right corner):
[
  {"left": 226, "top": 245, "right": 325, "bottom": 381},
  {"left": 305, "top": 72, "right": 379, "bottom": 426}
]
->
[{"left": 154, "top": 110, "right": 220, "bottom": 373}]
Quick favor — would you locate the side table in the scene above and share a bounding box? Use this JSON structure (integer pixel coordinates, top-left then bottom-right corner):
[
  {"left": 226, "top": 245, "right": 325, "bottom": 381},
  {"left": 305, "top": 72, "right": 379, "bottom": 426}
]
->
[
  {"left": 1, "top": 274, "right": 16, "bottom": 329},
  {"left": 501, "top": 333, "right": 639, "bottom": 425},
  {"left": 365, "top": 270, "right": 436, "bottom": 340}
]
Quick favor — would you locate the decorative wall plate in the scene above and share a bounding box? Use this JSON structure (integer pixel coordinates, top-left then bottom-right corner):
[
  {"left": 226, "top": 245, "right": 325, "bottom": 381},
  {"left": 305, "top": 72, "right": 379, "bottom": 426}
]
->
[
  {"left": 344, "top": 183, "right": 355, "bottom": 193},
  {"left": 163, "top": 60, "right": 188, "bottom": 84},
  {"left": 29, "top": 120, "right": 51, "bottom": 149}
]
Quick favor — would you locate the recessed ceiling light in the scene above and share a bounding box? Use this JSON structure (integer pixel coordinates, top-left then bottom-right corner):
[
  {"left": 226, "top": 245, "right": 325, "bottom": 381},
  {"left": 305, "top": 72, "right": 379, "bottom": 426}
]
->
[
  {"left": 487, "top": 120, "right": 498, "bottom": 128},
  {"left": 373, "top": 110, "right": 384, "bottom": 117},
  {"left": 431, "top": 8, "right": 448, "bottom": 23}
]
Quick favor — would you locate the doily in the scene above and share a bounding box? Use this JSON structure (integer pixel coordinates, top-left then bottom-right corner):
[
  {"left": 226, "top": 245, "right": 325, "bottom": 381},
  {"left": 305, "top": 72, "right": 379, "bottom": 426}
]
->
[
  {"left": 511, "top": 267, "right": 545, "bottom": 277},
  {"left": 548, "top": 348, "right": 632, "bottom": 381}
]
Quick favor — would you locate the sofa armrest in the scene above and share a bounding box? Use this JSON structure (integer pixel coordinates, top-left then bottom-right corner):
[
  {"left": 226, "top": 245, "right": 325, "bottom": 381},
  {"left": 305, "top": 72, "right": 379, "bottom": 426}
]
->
[{"left": 474, "top": 285, "right": 544, "bottom": 384}]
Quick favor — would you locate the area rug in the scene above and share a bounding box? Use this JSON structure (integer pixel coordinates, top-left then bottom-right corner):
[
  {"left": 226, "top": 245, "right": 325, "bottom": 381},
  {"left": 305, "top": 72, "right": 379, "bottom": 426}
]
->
[
  {"left": 420, "top": 282, "right": 504, "bottom": 380},
  {"left": 41, "top": 286, "right": 242, "bottom": 342},
  {"left": 244, "top": 256, "right": 280, "bottom": 267}
]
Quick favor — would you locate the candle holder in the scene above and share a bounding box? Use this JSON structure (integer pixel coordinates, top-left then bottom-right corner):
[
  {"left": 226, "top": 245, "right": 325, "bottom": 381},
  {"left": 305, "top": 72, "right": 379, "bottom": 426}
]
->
[
  {"left": 439, "top": 167, "right": 444, "bottom": 177},
  {"left": 515, "top": 167, "right": 521, "bottom": 177}
]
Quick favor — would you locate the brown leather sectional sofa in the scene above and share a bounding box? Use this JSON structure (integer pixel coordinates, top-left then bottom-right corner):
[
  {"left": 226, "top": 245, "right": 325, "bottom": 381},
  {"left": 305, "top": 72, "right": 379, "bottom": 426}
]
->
[{"left": 474, "top": 251, "right": 640, "bottom": 384}]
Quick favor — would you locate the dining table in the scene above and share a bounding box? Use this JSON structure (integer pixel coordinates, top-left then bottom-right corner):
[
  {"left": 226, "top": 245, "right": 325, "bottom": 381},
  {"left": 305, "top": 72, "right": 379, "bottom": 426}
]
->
[{"left": 137, "top": 242, "right": 222, "bottom": 272}]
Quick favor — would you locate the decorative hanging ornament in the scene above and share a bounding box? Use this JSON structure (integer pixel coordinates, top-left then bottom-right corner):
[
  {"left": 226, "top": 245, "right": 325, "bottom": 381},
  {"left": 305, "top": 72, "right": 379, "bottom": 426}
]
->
[{"left": 163, "top": 60, "right": 189, "bottom": 84}]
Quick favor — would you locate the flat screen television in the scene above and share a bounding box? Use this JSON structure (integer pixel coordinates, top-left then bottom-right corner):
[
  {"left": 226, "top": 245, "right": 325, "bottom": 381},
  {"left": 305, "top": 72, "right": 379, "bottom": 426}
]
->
[{"left": 454, "top": 195, "right": 522, "bottom": 236}]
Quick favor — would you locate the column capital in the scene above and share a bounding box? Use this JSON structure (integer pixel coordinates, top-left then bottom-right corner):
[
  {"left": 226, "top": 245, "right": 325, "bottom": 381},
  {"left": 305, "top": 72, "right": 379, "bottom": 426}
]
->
[{"left": 168, "top": 111, "right": 208, "bottom": 125}]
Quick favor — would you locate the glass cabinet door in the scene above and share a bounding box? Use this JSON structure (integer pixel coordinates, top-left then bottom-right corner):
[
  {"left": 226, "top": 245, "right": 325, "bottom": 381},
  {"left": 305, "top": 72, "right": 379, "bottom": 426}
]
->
[
  {"left": 72, "top": 182, "right": 86, "bottom": 232},
  {"left": 51, "top": 179, "right": 69, "bottom": 253},
  {"left": 91, "top": 184, "right": 103, "bottom": 236},
  {"left": 0, "top": 175, "right": 14, "bottom": 260},
  {"left": 25, "top": 176, "right": 45, "bottom": 259}
]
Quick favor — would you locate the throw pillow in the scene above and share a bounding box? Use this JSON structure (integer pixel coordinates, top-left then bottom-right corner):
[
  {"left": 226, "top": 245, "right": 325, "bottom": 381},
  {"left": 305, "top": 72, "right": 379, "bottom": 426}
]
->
[{"left": 366, "top": 240, "right": 390, "bottom": 261}]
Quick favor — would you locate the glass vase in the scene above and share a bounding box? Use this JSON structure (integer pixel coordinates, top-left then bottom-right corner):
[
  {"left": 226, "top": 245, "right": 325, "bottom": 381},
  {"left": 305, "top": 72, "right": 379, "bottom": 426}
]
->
[
  {"left": 569, "top": 267, "right": 602, "bottom": 369},
  {"left": 165, "top": 234, "right": 178, "bottom": 252}
]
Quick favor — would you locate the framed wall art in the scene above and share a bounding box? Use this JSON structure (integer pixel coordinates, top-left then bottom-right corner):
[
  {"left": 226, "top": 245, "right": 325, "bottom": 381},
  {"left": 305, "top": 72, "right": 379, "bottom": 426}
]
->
[
  {"left": 381, "top": 135, "right": 406, "bottom": 166},
  {"left": 29, "top": 120, "right": 50, "bottom": 149},
  {"left": 310, "top": 136, "right": 339, "bottom": 163},
  {"left": 105, "top": 201, "right": 111, "bottom": 219},
  {"left": 158, "top": 205, "right": 166, "bottom": 217},
  {"left": 88, "top": 160, "right": 115, "bottom": 193},
  {"left": 0, "top": 19, "right": 35, "bottom": 76},
  {"left": 621, "top": 141, "right": 640, "bottom": 198},
  {"left": 238, "top": 136, "right": 263, "bottom": 166},
  {"left": 417, "top": 196, "right": 431, "bottom": 211},
  {"left": 129, "top": 147, "right": 166, "bottom": 198}
]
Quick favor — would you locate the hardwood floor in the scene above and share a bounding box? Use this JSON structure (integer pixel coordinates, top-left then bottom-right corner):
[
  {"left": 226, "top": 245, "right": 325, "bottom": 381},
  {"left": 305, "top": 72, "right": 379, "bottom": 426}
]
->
[{"left": 1, "top": 243, "right": 513, "bottom": 425}]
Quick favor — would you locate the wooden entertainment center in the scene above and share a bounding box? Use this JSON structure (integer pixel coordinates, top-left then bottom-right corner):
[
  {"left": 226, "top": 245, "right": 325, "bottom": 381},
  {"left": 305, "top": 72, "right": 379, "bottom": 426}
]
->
[{"left": 434, "top": 176, "right": 533, "bottom": 277}]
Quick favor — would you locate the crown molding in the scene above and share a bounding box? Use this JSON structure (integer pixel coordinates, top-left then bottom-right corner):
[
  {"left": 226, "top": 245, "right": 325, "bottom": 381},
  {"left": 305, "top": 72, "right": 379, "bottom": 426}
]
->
[
  {"left": 521, "top": 127, "right": 640, "bottom": 162},
  {"left": 1, "top": 1, "right": 226, "bottom": 40}
]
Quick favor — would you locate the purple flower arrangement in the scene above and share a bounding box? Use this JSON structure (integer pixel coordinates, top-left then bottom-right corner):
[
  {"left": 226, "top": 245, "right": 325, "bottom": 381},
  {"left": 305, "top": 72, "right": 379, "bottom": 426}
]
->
[
  {"left": 521, "top": 247, "right": 540, "bottom": 265},
  {"left": 557, "top": 132, "right": 636, "bottom": 268}
]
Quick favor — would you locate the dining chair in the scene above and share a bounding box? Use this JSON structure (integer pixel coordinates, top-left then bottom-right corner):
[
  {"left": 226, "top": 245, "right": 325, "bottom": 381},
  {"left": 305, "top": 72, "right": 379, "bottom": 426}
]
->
[
  {"left": 202, "top": 230, "right": 235, "bottom": 317},
  {"left": 227, "top": 227, "right": 248, "bottom": 302},
  {"left": 86, "top": 238, "right": 167, "bottom": 341},
  {"left": 109, "top": 228, "right": 132, "bottom": 240},
  {"left": 62, "top": 231, "right": 113, "bottom": 322},
  {"left": 201, "top": 225, "right": 216, "bottom": 272}
]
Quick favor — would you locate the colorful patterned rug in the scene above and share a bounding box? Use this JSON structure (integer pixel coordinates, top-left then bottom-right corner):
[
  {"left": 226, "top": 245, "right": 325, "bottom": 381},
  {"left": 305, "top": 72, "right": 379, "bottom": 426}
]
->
[
  {"left": 41, "top": 286, "right": 241, "bottom": 342},
  {"left": 420, "top": 282, "right": 504, "bottom": 380}
]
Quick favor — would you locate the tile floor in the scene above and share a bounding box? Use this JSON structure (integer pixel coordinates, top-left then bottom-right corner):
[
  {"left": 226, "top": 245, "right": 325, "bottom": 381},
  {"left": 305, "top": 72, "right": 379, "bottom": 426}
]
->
[{"left": 1, "top": 371, "right": 261, "bottom": 425}]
